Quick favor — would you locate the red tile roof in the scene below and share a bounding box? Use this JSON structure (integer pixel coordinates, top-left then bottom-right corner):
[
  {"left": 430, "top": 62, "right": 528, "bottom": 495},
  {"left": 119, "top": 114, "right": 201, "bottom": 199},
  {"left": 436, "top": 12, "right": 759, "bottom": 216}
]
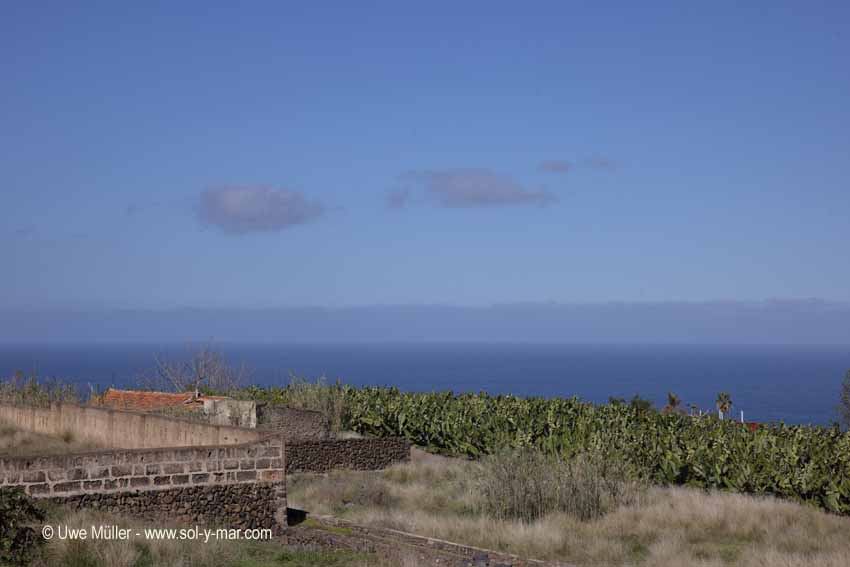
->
[
  {"left": 98, "top": 388, "right": 196, "bottom": 412},
  {"left": 95, "top": 388, "right": 232, "bottom": 412}
]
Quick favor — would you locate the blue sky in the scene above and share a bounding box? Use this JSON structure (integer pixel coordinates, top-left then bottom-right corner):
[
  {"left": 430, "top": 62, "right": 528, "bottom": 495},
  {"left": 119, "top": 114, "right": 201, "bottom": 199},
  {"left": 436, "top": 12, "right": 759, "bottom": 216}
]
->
[{"left": 3, "top": 1, "right": 849, "bottom": 310}]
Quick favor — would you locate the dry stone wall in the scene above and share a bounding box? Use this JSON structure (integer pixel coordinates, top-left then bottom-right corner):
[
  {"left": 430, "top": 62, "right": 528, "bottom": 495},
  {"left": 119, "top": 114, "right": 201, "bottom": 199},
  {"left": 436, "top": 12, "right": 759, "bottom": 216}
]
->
[
  {"left": 52, "top": 483, "right": 283, "bottom": 531},
  {"left": 286, "top": 438, "right": 410, "bottom": 473},
  {"left": 256, "top": 404, "right": 330, "bottom": 440}
]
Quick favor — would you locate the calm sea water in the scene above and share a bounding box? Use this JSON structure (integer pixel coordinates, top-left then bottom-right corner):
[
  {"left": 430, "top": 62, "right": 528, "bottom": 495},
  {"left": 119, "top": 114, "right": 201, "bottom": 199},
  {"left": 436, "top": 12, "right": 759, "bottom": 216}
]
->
[{"left": 1, "top": 342, "right": 848, "bottom": 425}]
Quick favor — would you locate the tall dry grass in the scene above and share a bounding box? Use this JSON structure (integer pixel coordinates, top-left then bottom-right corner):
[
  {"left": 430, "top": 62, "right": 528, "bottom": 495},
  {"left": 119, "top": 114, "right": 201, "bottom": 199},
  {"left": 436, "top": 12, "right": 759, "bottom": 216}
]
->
[
  {"left": 288, "top": 448, "right": 850, "bottom": 566},
  {"left": 477, "top": 447, "right": 642, "bottom": 522}
]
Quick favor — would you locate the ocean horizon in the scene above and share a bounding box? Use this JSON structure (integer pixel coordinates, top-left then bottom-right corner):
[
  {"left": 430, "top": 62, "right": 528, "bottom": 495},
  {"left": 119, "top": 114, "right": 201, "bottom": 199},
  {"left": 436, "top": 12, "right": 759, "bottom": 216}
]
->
[{"left": 1, "top": 341, "right": 848, "bottom": 426}]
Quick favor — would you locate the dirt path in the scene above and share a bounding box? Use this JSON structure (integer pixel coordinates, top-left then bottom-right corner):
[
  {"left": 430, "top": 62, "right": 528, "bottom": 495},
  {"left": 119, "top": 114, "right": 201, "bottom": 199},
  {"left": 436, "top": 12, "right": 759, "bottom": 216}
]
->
[{"left": 284, "top": 512, "right": 576, "bottom": 567}]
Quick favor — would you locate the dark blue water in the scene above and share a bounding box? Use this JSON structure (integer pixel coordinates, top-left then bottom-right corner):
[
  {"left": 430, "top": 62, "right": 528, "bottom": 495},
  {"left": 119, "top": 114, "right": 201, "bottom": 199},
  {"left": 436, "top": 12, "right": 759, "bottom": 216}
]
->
[{"left": 1, "top": 342, "right": 848, "bottom": 425}]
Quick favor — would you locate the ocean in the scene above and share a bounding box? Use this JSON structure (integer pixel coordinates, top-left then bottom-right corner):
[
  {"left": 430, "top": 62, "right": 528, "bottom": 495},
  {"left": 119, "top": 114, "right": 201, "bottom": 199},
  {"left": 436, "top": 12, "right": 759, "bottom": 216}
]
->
[{"left": 1, "top": 342, "right": 848, "bottom": 425}]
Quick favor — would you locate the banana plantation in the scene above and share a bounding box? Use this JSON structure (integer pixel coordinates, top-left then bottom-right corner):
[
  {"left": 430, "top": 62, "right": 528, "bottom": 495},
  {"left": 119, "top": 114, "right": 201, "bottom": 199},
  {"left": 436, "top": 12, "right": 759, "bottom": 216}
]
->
[{"left": 242, "top": 383, "right": 850, "bottom": 515}]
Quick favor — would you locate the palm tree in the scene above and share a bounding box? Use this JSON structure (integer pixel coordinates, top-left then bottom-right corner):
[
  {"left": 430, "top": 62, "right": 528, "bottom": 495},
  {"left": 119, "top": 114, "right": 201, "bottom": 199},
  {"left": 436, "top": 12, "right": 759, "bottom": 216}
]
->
[
  {"left": 663, "top": 392, "right": 682, "bottom": 414},
  {"left": 716, "top": 392, "right": 732, "bottom": 419}
]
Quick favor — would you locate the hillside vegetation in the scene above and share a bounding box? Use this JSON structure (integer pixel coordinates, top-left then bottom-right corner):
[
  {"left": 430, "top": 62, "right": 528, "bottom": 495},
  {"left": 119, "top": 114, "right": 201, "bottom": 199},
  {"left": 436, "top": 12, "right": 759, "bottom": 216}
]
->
[
  {"left": 289, "top": 449, "right": 850, "bottom": 567},
  {"left": 4, "top": 372, "right": 850, "bottom": 514},
  {"left": 239, "top": 382, "right": 850, "bottom": 515}
]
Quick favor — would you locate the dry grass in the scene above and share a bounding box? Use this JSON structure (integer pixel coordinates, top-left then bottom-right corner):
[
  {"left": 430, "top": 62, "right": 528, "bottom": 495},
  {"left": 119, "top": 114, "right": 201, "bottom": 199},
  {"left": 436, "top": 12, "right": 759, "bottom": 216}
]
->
[
  {"left": 0, "top": 424, "right": 99, "bottom": 456},
  {"left": 288, "top": 448, "right": 850, "bottom": 567},
  {"left": 477, "top": 447, "right": 642, "bottom": 522},
  {"left": 33, "top": 507, "right": 394, "bottom": 567}
]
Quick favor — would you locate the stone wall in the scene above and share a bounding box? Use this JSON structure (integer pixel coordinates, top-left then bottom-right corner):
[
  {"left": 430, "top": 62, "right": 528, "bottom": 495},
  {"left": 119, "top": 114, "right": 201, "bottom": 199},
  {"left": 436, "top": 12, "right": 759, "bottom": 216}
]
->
[
  {"left": 53, "top": 483, "right": 283, "bottom": 531},
  {"left": 0, "top": 402, "right": 264, "bottom": 449},
  {"left": 286, "top": 438, "right": 410, "bottom": 474},
  {"left": 256, "top": 404, "right": 329, "bottom": 440},
  {"left": 1, "top": 434, "right": 287, "bottom": 530},
  {"left": 0, "top": 401, "right": 412, "bottom": 533},
  {"left": 1, "top": 434, "right": 283, "bottom": 495}
]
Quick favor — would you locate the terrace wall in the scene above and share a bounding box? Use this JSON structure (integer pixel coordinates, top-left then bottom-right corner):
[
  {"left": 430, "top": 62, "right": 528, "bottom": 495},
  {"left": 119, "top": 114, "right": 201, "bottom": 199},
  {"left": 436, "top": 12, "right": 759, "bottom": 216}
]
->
[
  {"left": 52, "top": 483, "right": 282, "bottom": 530},
  {"left": 0, "top": 401, "right": 263, "bottom": 449},
  {"left": 286, "top": 438, "right": 410, "bottom": 473},
  {"left": 0, "top": 435, "right": 287, "bottom": 530}
]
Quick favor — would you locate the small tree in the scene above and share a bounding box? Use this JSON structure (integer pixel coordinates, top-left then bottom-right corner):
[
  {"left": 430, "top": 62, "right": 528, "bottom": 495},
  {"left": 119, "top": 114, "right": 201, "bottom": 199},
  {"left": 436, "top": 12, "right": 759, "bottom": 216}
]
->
[
  {"left": 838, "top": 370, "right": 850, "bottom": 429},
  {"left": 140, "top": 344, "right": 250, "bottom": 395},
  {"left": 716, "top": 392, "right": 732, "bottom": 420}
]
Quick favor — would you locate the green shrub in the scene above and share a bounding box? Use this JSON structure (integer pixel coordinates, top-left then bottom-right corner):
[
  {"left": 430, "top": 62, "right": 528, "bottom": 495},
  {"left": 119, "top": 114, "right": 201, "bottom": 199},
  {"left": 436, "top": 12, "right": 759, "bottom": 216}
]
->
[{"left": 0, "top": 487, "right": 46, "bottom": 566}]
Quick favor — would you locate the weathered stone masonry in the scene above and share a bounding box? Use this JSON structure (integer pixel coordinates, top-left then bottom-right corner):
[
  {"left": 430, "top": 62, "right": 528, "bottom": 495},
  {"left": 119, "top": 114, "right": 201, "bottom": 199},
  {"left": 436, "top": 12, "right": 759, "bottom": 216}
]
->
[
  {"left": 286, "top": 438, "right": 410, "bottom": 474},
  {"left": 52, "top": 484, "right": 282, "bottom": 530},
  {"left": 0, "top": 401, "right": 411, "bottom": 531},
  {"left": 256, "top": 404, "right": 330, "bottom": 440},
  {"left": 0, "top": 436, "right": 287, "bottom": 531}
]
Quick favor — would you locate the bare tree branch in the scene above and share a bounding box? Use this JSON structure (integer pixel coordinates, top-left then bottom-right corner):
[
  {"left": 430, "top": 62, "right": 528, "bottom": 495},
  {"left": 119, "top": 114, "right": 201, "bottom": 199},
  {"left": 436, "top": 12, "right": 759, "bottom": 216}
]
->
[{"left": 138, "top": 343, "right": 250, "bottom": 394}]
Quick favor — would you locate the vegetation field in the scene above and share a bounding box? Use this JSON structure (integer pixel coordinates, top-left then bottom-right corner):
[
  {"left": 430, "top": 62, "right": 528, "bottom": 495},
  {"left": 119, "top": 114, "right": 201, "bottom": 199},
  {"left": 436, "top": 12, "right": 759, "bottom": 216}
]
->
[
  {"left": 239, "top": 382, "right": 850, "bottom": 515},
  {"left": 4, "top": 371, "right": 850, "bottom": 566},
  {"left": 289, "top": 449, "right": 850, "bottom": 567}
]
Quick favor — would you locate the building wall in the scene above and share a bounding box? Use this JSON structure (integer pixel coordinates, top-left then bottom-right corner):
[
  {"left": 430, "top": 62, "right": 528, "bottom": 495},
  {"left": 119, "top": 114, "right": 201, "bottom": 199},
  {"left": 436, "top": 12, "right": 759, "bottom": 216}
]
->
[
  {"left": 203, "top": 399, "right": 257, "bottom": 428},
  {"left": 0, "top": 402, "right": 264, "bottom": 449}
]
